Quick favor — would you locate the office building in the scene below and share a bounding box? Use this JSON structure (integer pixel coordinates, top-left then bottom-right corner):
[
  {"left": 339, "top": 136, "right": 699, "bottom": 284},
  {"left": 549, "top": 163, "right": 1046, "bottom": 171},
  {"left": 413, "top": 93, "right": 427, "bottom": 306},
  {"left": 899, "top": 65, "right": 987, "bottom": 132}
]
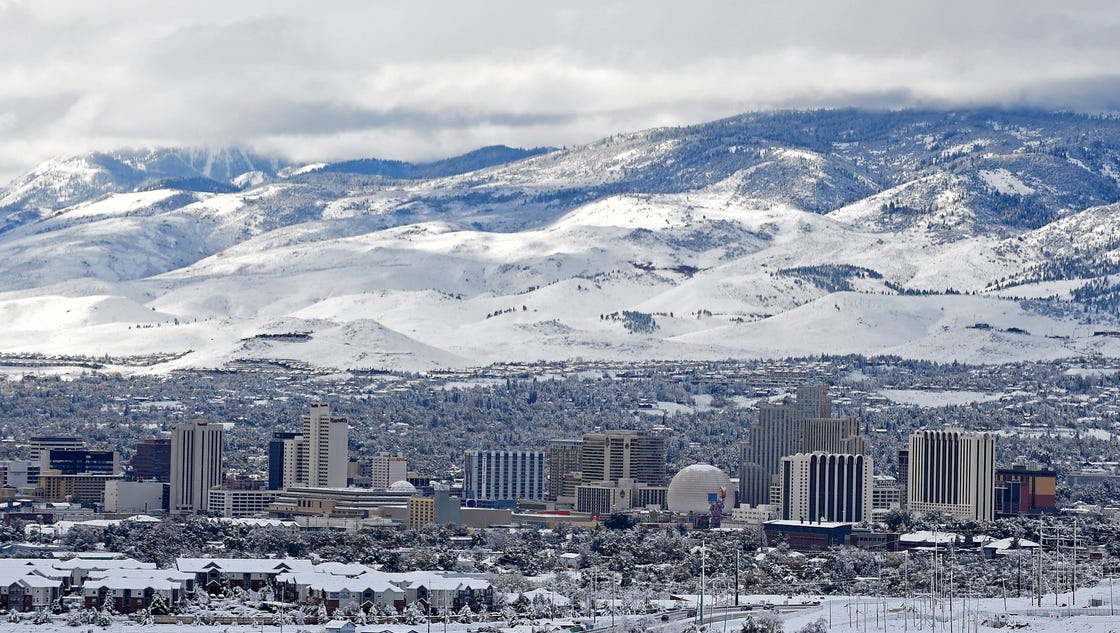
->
[
  {"left": 907, "top": 429, "right": 995, "bottom": 521},
  {"left": 268, "top": 432, "right": 301, "bottom": 490},
  {"left": 129, "top": 438, "right": 171, "bottom": 482},
  {"left": 28, "top": 436, "right": 83, "bottom": 461},
  {"left": 547, "top": 439, "right": 582, "bottom": 501},
  {"left": 739, "top": 384, "right": 865, "bottom": 507},
  {"left": 463, "top": 450, "right": 546, "bottom": 503},
  {"left": 872, "top": 475, "right": 902, "bottom": 514},
  {"left": 0, "top": 460, "right": 39, "bottom": 490},
  {"left": 371, "top": 453, "right": 408, "bottom": 490},
  {"left": 763, "top": 520, "right": 853, "bottom": 552},
  {"left": 580, "top": 430, "right": 667, "bottom": 486},
  {"left": 779, "top": 452, "right": 872, "bottom": 523},
  {"left": 170, "top": 420, "right": 225, "bottom": 515},
  {"left": 40, "top": 449, "right": 119, "bottom": 476},
  {"left": 38, "top": 472, "right": 123, "bottom": 505},
  {"left": 408, "top": 486, "right": 461, "bottom": 528},
  {"left": 207, "top": 488, "right": 278, "bottom": 518},
  {"left": 897, "top": 449, "right": 909, "bottom": 508}
]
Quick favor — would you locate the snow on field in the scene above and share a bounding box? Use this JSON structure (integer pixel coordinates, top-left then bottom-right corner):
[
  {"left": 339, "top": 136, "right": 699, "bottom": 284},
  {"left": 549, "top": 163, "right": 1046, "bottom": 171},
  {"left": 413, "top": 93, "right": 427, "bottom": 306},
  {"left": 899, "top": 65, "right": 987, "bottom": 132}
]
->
[
  {"left": 1064, "top": 367, "right": 1120, "bottom": 377},
  {"left": 878, "top": 389, "right": 1004, "bottom": 407},
  {"left": 979, "top": 168, "right": 1035, "bottom": 195},
  {"left": 994, "top": 427, "right": 1117, "bottom": 442}
]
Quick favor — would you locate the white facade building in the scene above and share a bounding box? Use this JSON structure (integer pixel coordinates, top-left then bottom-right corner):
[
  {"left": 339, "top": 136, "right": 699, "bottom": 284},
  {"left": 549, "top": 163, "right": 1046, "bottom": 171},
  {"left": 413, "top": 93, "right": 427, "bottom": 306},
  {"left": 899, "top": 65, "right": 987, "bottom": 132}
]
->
[
  {"left": 104, "top": 480, "right": 164, "bottom": 513},
  {"left": 463, "top": 450, "right": 545, "bottom": 502},
  {"left": 779, "top": 452, "right": 872, "bottom": 523},
  {"left": 170, "top": 420, "right": 224, "bottom": 515},
  {"left": 907, "top": 429, "right": 995, "bottom": 521}
]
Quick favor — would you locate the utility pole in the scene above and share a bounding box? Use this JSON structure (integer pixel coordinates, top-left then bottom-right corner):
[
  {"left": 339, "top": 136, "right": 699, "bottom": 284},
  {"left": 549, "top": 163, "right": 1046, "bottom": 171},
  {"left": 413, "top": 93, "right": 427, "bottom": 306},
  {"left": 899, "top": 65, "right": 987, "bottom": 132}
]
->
[
  {"left": 699, "top": 539, "right": 706, "bottom": 628},
  {"left": 734, "top": 549, "right": 740, "bottom": 607},
  {"left": 1072, "top": 518, "right": 1077, "bottom": 605}
]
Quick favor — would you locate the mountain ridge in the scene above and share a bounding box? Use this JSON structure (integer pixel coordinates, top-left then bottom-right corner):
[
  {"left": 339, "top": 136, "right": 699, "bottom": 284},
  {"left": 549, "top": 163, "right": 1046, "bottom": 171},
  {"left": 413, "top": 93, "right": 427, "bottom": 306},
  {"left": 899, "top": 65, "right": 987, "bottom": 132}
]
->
[{"left": 4, "top": 108, "right": 1120, "bottom": 373}]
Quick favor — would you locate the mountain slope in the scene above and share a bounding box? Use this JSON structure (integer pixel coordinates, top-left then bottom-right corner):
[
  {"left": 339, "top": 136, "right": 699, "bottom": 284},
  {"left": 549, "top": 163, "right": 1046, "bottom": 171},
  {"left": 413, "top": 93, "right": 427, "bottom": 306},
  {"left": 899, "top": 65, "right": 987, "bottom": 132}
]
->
[{"left": 4, "top": 109, "right": 1120, "bottom": 372}]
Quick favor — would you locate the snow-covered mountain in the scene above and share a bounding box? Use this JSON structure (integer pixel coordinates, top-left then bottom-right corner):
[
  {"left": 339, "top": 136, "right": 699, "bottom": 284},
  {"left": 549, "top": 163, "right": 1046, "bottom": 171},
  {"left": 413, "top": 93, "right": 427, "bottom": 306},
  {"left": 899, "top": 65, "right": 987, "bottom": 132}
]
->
[{"left": 4, "top": 109, "right": 1120, "bottom": 373}]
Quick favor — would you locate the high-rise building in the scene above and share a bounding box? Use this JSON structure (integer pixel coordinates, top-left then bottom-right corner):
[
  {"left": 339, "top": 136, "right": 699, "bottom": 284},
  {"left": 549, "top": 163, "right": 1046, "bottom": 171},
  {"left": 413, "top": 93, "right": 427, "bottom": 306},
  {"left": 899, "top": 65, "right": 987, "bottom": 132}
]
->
[
  {"left": 28, "top": 436, "right": 83, "bottom": 461},
  {"left": 580, "top": 431, "right": 667, "bottom": 486},
  {"left": 267, "top": 432, "right": 301, "bottom": 490},
  {"left": 463, "top": 450, "right": 546, "bottom": 503},
  {"left": 371, "top": 453, "right": 408, "bottom": 490},
  {"left": 739, "top": 384, "right": 865, "bottom": 507},
  {"left": 897, "top": 449, "right": 909, "bottom": 508},
  {"left": 547, "top": 439, "right": 582, "bottom": 501},
  {"left": 40, "top": 449, "right": 119, "bottom": 476},
  {"left": 304, "top": 403, "right": 348, "bottom": 488},
  {"left": 129, "top": 438, "right": 171, "bottom": 482},
  {"left": 280, "top": 404, "right": 349, "bottom": 489},
  {"left": 907, "top": 429, "right": 995, "bottom": 521},
  {"left": 740, "top": 400, "right": 801, "bottom": 507},
  {"left": 170, "top": 420, "right": 225, "bottom": 515},
  {"left": 803, "top": 417, "right": 866, "bottom": 455},
  {"left": 796, "top": 384, "right": 832, "bottom": 421},
  {"left": 779, "top": 452, "right": 872, "bottom": 523}
]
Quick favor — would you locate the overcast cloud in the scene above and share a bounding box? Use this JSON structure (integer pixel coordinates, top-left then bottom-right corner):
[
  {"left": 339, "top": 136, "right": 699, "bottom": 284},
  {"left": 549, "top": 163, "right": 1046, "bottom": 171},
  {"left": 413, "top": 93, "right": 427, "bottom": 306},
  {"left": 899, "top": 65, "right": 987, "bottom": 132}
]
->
[{"left": 2, "top": 0, "right": 1119, "bottom": 181}]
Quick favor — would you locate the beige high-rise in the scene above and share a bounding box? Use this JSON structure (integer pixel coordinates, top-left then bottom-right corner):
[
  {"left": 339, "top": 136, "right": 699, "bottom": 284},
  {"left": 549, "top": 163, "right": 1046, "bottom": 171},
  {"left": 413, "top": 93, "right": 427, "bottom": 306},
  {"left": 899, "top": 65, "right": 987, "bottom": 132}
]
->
[
  {"left": 170, "top": 420, "right": 224, "bottom": 514},
  {"left": 739, "top": 384, "right": 866, "bottom": 507}
]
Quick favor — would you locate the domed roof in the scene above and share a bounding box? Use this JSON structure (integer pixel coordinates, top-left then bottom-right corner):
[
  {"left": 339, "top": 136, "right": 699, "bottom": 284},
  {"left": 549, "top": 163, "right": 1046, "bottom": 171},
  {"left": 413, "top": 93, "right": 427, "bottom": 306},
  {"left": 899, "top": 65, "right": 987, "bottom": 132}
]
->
[
  {"left": 387, "top": 480, "right": 417, "bottom": 493},
  {"left": 666, "top": 464, "right": 730, "bottom": 514}
]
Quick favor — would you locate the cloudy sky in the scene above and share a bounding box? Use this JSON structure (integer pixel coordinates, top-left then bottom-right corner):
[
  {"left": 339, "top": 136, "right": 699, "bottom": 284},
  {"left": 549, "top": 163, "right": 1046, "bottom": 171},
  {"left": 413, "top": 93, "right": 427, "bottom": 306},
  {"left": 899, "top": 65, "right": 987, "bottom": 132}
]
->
[{"left": 2, "top": 1, "right": 1119, "bottom": 181}]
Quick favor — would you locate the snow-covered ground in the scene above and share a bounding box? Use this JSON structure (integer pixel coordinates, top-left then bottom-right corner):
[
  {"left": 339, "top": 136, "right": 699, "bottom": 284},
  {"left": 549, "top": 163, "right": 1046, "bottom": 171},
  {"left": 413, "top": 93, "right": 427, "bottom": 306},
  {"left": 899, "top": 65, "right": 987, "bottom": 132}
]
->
[
  {"left": 878, "top": 390, "right": 1005, "bottom": 407},
  {"left": 14, "top": 584, "right": 1120, "bottom": 632}
]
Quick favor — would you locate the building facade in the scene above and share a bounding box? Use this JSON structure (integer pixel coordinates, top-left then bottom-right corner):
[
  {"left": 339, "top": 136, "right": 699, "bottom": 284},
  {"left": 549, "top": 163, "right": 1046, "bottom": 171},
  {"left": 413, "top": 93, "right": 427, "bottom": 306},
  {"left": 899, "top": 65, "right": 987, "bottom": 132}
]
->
[
  {"left": 994, "top": 462, "right": 1057, "bottom": 516},
  {"left": 575, "top": 479, "right": 668, "bottom": 516},
  {"left": 739, "top": 385, "right": 866, "bottom": 507},
  {"left": 463, "top": 450, "right": 546, "bottom": 502},
  {"left": 129, "top": 438, "right": 171, "bottom": 482},
  {"left": 580, "top": 431, "right": 667, "bottom": 486},
  {"left": 547, "top": 439, "right": 582, "bottom": 501},
  {"left": 280, "top": 404, "right": 348, "bottom": 489},
  {"left": 170, "top": 420, "right": 224, "bottom": 515},
  {"left": 40, "top": 449, "right": 119, "bottom": 476},
  {"left": 268, "top": 431, "right": 301, "bottom": 490},
  {"left": 370, "top": 453, "right": 408, "bottom": 490},
  {"left": 779, "top": 452, "right": 872, "bottom": 523},
  {"left": 907, "top": 429, "right": 995, "bottom": 521}
]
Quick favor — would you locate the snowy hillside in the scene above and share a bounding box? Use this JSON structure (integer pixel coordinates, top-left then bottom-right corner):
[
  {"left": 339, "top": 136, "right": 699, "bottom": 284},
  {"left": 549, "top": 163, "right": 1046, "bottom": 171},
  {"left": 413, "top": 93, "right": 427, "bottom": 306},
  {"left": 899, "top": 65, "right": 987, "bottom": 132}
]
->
[{"left": 3, "top": 109, "right": 1120, "bottom": 373}]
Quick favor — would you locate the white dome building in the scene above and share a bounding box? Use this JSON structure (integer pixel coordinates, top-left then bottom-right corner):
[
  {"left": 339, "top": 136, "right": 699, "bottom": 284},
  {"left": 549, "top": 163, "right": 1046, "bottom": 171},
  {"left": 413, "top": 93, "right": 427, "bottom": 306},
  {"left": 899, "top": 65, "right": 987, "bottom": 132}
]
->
[
  {"left": 387, "top": 480, "right": 417, "bottom": 494},
  {"left": 666, "top": 464, "right": 731, "bottom": 514}
]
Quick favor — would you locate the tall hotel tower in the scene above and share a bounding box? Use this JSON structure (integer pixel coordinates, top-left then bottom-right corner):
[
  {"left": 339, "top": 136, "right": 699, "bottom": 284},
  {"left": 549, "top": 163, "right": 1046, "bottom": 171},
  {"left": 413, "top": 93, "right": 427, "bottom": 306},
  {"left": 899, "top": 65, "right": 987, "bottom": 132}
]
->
[
  {"left": 907, "top": 429, "right": 995, "bottom": 521},
  {"left": 170, "top": 420, "right": 224, "bottom": 514}
]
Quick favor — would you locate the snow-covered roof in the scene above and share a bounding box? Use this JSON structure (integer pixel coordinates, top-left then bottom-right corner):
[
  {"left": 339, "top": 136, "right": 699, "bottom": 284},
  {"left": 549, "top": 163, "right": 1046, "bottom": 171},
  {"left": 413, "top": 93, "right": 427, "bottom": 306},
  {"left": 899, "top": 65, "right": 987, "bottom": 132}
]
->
[
  {"left": 314, "top": 561, "right": 382, "bottom": 577},
  {"left": 83, "top": 574, "right": 178, "bottom": 592},
  {"left": 52, "top": 557, "right": 154, "bottom": 571},
  {"left": 176, "top": 557, "right": 316, "bottom": 575},
  {"left": 306, "top": 573, "right": 404, "bottom": 594},
  {"left": 0, "top": 565, "right": 62, "bottom": 589}
]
